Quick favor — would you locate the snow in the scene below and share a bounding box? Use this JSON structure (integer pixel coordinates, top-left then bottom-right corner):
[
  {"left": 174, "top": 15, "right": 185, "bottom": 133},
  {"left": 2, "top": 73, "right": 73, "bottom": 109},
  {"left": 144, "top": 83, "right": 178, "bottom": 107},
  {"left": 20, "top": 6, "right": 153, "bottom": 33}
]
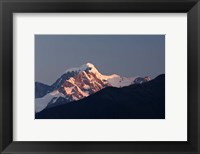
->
[
  {"left": 83, "top": 84, "right": 90, "bottom": 89},
  {"left": 76, "top": 86, "right": 89, "bottom": 97},
  {"left": 63, "top": 84, "right": 89, "bottom": 97},
  {"left": 101, "top": 74, "right": 120, "bottom": 80},
  {"left": 72, "top": 95, "right": 78, "bottom": 101},
  {"left": 64, "top": 87, "right": 74, "bottom": 95},
  {"left": 35, "top": 90, "right": 65, "bottom": 113},
  {"left": 67, "top": 77, "right": 75, "bottom": 84},
  {"left": 52, "top": 97, "right": 58, "bottom": 104},
  {"left": 65, "top": 62, "right": 136, "bottom": 88},
  {"left": 64, "top": 63, "right": 99, "bottom": 74},
  {"left": 50, "top": 90, "right": 60, "bottom": 96},
  {"left": 81, "top": 91, "right": 89, "bottom": 97},
  {"left": 107, "top": 76, "right": 136, "bottom": 87},
  {"left": 82, "top": 71, "right": 91, "bottom": 80},
  {"left": 85, "top": 90, "right": 90, "bottom": 95},
  {"left": 97, "top": 72, "right": 135, "bottom": 88}
]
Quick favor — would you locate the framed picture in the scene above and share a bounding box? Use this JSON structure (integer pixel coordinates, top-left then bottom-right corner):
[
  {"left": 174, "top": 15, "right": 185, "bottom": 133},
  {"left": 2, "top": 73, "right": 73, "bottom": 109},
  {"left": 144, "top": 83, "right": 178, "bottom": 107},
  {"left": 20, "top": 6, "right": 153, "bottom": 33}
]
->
[{"left": 0, "top": 0, "right": 199, "bottom": 153}]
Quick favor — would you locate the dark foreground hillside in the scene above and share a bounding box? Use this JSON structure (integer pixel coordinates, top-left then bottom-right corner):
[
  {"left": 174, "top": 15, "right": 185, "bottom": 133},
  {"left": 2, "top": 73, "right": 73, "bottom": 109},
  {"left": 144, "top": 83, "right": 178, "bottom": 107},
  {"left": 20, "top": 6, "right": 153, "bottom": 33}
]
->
[{"left": 36, "top": 74, "right": 165, "bottom": 119}]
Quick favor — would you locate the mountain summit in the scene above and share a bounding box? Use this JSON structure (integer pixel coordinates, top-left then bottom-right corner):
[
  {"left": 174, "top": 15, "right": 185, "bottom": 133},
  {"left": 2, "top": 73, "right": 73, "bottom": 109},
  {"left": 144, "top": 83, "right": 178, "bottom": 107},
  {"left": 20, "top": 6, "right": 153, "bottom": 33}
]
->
[
  {"left": 35, "top": 63, "right": 151, "bottom": 113},
  {"left": 64, "top": 63, "right": 99, "bottom": 74}
]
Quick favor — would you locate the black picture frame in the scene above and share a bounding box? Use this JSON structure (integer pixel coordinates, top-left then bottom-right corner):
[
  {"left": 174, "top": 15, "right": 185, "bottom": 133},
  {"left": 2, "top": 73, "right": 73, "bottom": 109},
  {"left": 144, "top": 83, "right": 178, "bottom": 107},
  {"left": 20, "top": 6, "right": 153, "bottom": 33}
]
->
[{"left": 0, "top": 0, "right": 200, "bottom": 153}]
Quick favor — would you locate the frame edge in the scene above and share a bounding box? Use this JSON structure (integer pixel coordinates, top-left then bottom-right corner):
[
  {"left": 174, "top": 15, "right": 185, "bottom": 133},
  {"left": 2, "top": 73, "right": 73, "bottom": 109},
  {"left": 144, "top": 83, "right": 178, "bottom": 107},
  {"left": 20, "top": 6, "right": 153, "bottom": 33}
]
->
[{"left": 1, "top": 0, "right": 200, "bottom": 154}]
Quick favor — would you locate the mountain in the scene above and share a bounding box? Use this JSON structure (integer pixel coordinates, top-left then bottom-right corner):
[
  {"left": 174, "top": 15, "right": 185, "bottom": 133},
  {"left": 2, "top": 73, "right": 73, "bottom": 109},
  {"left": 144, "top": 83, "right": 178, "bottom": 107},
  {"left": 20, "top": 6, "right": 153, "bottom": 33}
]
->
[
  {"left": 133, "top": 76, "right": 151, "bottom": 84},
  {"left": 35, "top": 82, "right": 52, "bottom": 98},
  {"left": 51, "top": 63, "right": 136, "bottom": 89},
  {"left": 35, "top": 63, "right": 151, "bottom": 113},
  {"left": 35, "top": 74, "right": 165, "bottom": 119}
]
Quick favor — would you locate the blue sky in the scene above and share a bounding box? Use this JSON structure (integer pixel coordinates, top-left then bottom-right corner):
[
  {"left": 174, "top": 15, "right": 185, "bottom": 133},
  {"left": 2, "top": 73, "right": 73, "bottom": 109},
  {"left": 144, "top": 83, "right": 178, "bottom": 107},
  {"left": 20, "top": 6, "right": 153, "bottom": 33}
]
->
[{"left": 35, "top": 35, "right": 165, "bottom": 85}]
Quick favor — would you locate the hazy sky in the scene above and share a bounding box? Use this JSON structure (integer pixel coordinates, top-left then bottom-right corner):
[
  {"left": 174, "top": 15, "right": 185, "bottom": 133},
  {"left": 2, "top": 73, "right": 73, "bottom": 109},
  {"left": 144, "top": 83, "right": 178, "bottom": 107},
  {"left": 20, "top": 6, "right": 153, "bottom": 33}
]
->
[{"left": 35, "top": 35, "right": 165, "bottom": 85}]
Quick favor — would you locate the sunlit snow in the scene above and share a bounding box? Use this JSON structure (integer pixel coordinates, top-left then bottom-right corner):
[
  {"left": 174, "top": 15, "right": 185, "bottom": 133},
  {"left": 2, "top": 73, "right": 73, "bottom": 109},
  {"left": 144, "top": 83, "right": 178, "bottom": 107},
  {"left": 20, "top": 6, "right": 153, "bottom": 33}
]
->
[{"left": 35, "top": 90, "right": 65, "bottom": 113}]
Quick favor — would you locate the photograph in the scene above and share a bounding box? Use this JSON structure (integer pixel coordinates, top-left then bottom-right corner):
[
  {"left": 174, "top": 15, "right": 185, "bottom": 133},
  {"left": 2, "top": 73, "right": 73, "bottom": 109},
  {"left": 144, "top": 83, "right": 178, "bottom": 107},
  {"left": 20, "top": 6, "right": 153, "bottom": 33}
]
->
[{"left": 35, "top": 35, "right": 165, "bottom": 119}]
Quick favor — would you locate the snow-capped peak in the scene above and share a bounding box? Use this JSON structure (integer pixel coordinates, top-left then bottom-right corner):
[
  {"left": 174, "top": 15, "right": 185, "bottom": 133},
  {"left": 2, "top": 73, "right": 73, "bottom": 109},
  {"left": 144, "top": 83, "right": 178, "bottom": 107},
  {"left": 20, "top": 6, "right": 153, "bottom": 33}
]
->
[
  {"left": 84, "top": 63, "right": 100, "bottom": 74},
  {"left": 64, "top": 63, "right": 136, "bottom": 88},
  {"left": 64, "top": 62, "right": 99, "bottom": 74},
  {"left": 85, "top": 62, "right": 95, "bottom": 68},
  {"left": 36, "top": 63, "right": 151, "bottom": 113}
]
